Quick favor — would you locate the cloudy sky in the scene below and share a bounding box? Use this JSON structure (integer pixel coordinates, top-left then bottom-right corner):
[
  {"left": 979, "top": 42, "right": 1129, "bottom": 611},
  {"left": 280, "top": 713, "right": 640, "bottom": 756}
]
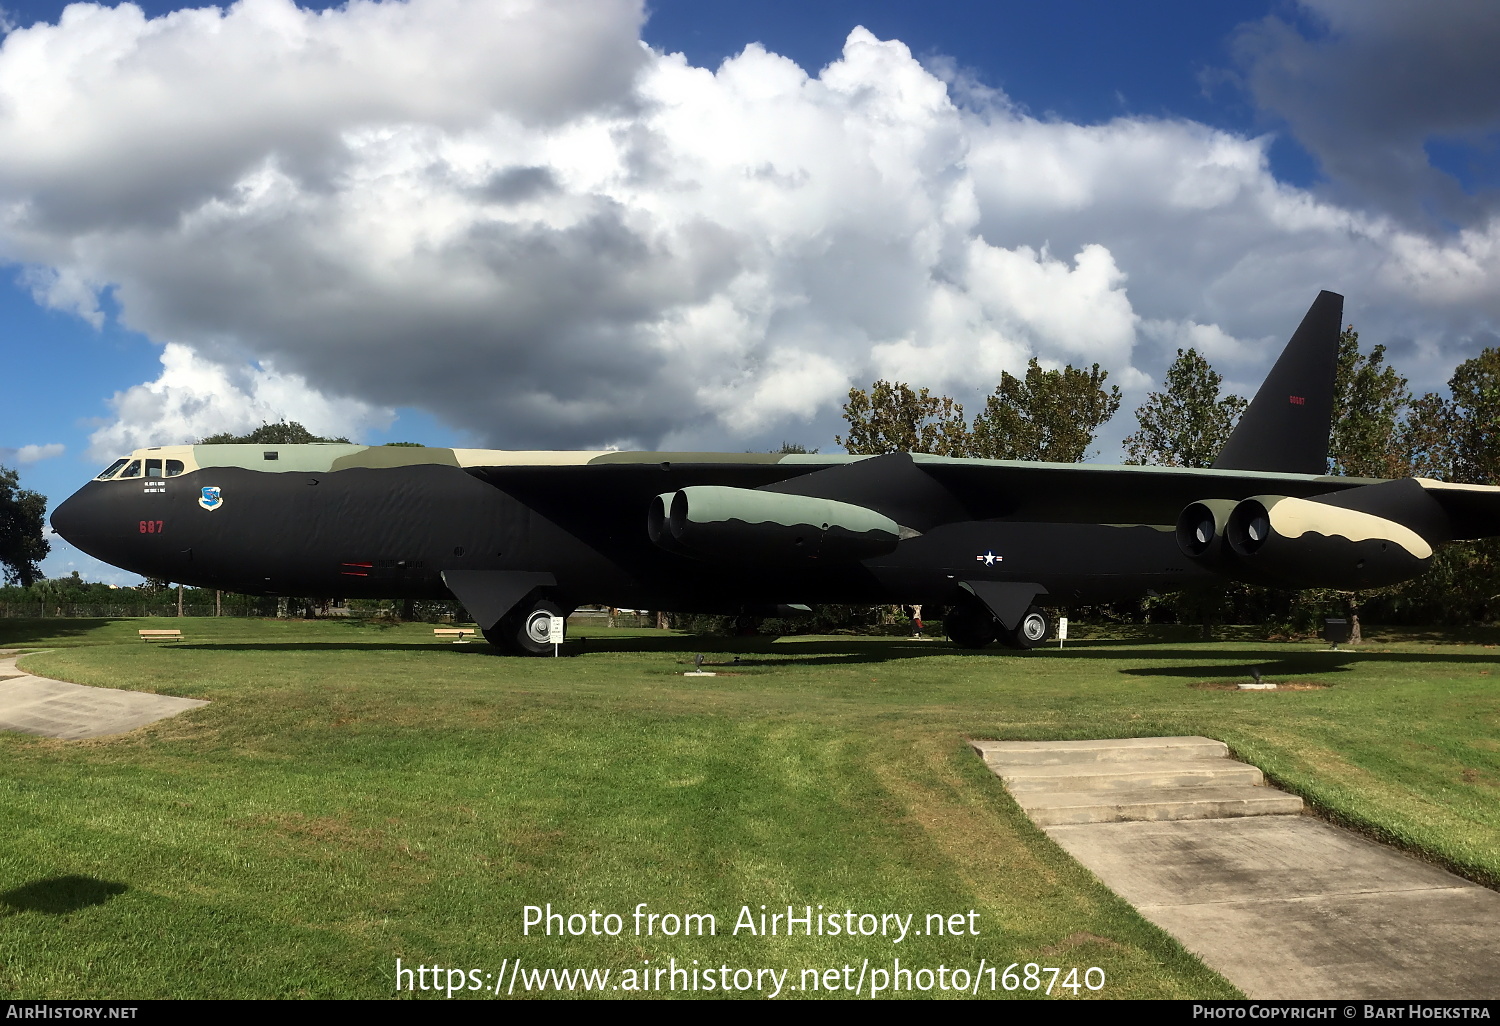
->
[{"left": 3, "top": 0, "right": 1499, "bottom": 581}]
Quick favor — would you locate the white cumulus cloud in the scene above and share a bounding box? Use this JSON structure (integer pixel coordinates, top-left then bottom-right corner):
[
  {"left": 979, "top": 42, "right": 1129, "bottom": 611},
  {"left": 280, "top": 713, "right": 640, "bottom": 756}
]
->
[
  {"left": 0, "top": 442, "right": 65, "bottom": 464},
  {"left": 86, "top": 342, "right": 393, "bottom": 459}
]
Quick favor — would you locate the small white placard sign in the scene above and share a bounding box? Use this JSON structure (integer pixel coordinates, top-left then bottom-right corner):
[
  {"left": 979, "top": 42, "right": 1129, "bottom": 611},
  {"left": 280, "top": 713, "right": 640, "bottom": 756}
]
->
[
  {"left": 1057, "top": 617, "right": 1069, "bottom": 641},
  {"left": 547, "top": 614, "right": 565, "bottom": 645}
]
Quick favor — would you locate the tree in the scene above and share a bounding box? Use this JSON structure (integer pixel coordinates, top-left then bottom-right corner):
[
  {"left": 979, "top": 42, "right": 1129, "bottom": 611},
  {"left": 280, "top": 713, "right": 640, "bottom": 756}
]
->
[
  {"left": 1395, "top": 391, "right": 1454, "bottom": 481},
  {"left": 1329, "top": 325, "right": 1412, "bottom": 478},
  {"left": 1447, "top": 347, "right": 1500, "bottom": 486},
  {"left": 1121, "top": 348, "right": 1246, "bottom": 635},
  {"left": 198, "top": 421, "right": 349, "bottom": 444},
  {"left": 1386, "top": 347, "right": 1500, "bottom": 487},
  {"left": 1123, "top": 348, "right": 1247, "bottom": 468},
  {"left": 969, "top": 360, "right": 1121, "bottom": 462},
  {"left": 1370, "top": 347, "right": 1500, "bottom": 632},
  {"left": 837, "top": 381, "right": 968, "bottom": 456},
  {"left": 0, "top": 465, "right": 48, "bottom": 587},
  {"left": 771, "top": 442, "right": 819, "bottom": 454}
]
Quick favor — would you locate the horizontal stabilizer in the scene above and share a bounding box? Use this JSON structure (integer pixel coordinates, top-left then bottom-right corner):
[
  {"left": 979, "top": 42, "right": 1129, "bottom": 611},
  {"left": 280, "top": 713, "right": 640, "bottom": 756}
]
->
[{"left": 1212, "top": 291, "right": 1342, "bottom": 475}]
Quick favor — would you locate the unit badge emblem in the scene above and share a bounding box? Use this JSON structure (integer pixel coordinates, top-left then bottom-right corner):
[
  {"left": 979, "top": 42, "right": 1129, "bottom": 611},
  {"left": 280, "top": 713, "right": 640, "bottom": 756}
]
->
[{"left": 198, "top": 486, "right": 223, "bottom": 511}]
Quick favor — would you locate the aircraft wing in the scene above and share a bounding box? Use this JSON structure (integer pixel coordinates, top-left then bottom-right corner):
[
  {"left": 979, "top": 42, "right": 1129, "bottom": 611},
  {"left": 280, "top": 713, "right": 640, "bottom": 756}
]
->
[{"left": 467, "top": 452, "right": 1382, "bottom": 534}]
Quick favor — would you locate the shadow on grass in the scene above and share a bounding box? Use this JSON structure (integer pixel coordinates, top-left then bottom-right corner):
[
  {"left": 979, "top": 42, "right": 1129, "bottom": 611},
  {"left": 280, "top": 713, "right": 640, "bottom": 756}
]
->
[
  {"left": 1, "top": 875, "right": 128, "bottom": 914},
  {"left": 0, "top": 618, "right": 120, "bottom": 647},
  {"left": 557, "top": 636, "right": 1500, "bottom": 675},
  {"left": 1122, "top": 658, "right": 1357, "bottom": 679},
  {"left": 172, "top": 636, "right": 1500, "bottom": 673},
  {"left": 180, "top": 643, "right": 441, "bottom": 653}
]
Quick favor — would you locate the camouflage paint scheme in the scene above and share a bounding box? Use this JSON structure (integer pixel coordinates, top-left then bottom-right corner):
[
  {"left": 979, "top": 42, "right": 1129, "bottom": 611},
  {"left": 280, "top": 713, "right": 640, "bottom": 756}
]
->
[{"left": 49, "top": 293, "right": 1500, "bottom": 653}]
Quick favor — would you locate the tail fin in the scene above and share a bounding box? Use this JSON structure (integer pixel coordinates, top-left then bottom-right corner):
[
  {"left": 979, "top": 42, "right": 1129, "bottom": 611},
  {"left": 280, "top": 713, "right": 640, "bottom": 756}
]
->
[{"left": 1211, "top": 290, "right": 1343, "bottom": 475}]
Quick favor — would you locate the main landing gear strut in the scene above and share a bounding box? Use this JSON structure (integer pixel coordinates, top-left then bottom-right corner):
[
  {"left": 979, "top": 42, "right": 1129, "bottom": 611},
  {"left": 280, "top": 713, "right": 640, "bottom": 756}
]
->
[
  {"left": 944, "top": 600, "right": 1049, "bottom": 651},
  {"left": 481, "top": 594, "right": 574, "bottom": 656}
]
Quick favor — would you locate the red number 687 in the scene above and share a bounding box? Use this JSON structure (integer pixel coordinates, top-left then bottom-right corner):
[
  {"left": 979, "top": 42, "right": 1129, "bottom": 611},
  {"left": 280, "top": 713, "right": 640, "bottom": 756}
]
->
[{"left": 139, "top": 520, "right": 164, "bottom": 534}]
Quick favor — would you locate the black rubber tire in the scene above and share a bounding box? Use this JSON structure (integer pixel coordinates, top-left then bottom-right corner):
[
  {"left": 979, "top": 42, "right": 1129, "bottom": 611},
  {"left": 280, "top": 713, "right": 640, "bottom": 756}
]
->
[
  {"left": 1006, "top": 607, "right": 1050, "bottom": 650},
  {"left": 483, "top": 596, "right": 570, "bottom": 656},
  {"left": 944, "top": 602, "right": 998, "bottom": 649}
]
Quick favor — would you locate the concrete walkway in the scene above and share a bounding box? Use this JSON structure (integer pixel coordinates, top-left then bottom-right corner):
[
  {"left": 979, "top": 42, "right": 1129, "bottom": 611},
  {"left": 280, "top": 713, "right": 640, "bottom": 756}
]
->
[
  {"left": 973, "top": 736, "right": 1500, "bottom": 999},
  {"left": 0, "top": 651, "right": 207, "bottom": 740}
]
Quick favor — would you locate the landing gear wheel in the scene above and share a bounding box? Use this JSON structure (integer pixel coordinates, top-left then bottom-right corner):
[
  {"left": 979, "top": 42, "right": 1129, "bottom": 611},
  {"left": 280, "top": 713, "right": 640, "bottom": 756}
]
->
[
  {"left": 482, "top": 595, "right": 572, "bottom": 656},
  {"left": 944, "top": 602, "right": 998, "bottom": 649},
  {"left": 1002, "top": 606, "right": 1050, "bottom": 650}
]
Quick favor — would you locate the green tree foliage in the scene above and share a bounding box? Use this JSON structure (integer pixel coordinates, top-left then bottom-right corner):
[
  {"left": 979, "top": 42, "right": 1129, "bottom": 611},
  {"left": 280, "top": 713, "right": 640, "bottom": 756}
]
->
[
  {"left": 669, "top": 604, "right": 889, "bottom": 636},
  {"left": 382, "top": 441, "right": 425, "bottom": 447},
  {"left": 840, "top": 364, "right": 1121, "bottom": 462},
  {"left": 772, "top": 442, "right": 819, "bottom": 454},
  {"left": 1447, "top": 347, "right": 1500, "bottom": 486},
  {"left": 1329, "top": 325, "right": 1412, "bottom": 478},
  {"left": 1123, "top": 349, "right": 1247, "bottom": 468},
  {"left": 198, "top": 421, "right": 349, "bottom": 444},
  {"left": 837, "top": 381, "right": 968, "bottom": 456},
  {"left": 969, "top": 360, "right": 1122, "bottom": 462},
  {"left": 1382, "top": 347, "right": 1500, "bottom": 487},
  {"left": 0, "top": 465, "right": 48, "bottom": 587},
  {"left": 1395, "top": 391, "right": 1454, "bottom": 481},
  {"left": 1368, "top": 347, "right": 1500, "bottom": 628}
]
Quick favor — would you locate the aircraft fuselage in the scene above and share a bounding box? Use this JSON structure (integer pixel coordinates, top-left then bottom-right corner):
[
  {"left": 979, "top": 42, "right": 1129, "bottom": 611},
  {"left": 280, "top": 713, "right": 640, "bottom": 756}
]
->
[{"left": 52, "top": 449, "right": 1213, "bottom": 611}]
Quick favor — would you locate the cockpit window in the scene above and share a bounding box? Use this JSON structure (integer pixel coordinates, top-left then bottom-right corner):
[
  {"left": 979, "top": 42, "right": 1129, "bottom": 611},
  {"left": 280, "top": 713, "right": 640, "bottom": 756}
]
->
[
  {"left": 145, "top": 458, "right": 163, "bottom": 477},
  {"left": 117, "top": 460, "right": 142, "bottom": 479},
  {"left": 96, "top": 459, "right": 129, "bottom": 480},
  {"left": 165, "top": 460, "right": 185, "bottom": 477}
]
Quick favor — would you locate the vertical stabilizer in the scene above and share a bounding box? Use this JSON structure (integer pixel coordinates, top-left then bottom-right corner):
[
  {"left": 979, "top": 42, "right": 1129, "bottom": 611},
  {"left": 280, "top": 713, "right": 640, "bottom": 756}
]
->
[{"left": 1211, "top": 291, "right": 1343, "bottom": 475}]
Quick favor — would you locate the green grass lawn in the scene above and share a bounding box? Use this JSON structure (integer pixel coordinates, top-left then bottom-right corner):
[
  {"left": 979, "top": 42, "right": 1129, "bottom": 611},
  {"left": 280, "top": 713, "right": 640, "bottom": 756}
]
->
[{"left": 0, "top": 617, "right": 1497, "bottom": 999}]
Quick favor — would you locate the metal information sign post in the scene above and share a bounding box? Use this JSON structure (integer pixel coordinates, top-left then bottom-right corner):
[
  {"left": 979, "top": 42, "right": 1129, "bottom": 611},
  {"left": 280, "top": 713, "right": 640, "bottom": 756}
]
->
[
  {"left": 548, "top": 613, "right": 564, "bottom": 656},
  {"left": 1058, "top": 616, "right": 1068, "bottom": 649}
]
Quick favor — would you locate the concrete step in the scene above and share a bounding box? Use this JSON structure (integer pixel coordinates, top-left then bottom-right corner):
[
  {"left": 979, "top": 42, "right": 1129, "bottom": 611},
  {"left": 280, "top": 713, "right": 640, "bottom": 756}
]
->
[
  {"left": 998, "top": 759, "right": 1264, "bottom": 793},
  {"left": 1016, "top": 785, "right": 1305, "bottom": 826},
  {"left": 972, "top": 736, "right": 1229, "bottom": 767}
]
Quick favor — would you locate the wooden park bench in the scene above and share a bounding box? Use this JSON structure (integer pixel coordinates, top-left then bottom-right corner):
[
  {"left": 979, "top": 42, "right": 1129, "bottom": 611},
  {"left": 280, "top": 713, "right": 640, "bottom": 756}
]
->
[
  {"left": 433, "top": 627, "right": 477, "bottom": 644},
  {"left": 139, "top": 629, "right": 185, "bottom": 643}
]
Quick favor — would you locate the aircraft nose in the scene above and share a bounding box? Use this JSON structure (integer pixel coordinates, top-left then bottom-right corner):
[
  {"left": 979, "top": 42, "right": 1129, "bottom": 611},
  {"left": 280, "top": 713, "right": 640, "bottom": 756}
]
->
[
  {"left": 50, "top": 484, "right": 112, "bottom": 562},
  {"left": 50, "top": 490, "right": 86, "bottom": 545}
]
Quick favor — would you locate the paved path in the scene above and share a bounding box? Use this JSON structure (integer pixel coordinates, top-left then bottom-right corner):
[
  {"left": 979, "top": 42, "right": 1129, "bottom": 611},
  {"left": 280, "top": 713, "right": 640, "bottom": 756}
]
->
[
  {"left": 0, "top": 651, "right": 207, "bottom": 740},
  {"left": 1046, "top": 816, "right": 1500, "bottom": 999},
  {"left": 975, "top": 737, "right": 1500, "bottom": 999}
]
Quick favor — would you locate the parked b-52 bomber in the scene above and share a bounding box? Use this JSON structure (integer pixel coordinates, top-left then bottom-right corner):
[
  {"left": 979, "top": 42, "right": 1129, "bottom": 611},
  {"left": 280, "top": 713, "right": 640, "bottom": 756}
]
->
[{"left": 52, "top": 292, "right": 1500, "bottom": 654}]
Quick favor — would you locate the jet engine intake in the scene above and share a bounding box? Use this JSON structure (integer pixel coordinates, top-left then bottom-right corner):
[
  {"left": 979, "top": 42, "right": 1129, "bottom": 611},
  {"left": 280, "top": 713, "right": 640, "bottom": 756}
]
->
[
  {"left": 1174, "top": 499, "right": 1240, "bottom": 561},
  {"left": 1177, "top": 493, "right": 1433, "bottom": 589},
  {"left": 648, "top": 486, "right": 903, "bottom": 564}
]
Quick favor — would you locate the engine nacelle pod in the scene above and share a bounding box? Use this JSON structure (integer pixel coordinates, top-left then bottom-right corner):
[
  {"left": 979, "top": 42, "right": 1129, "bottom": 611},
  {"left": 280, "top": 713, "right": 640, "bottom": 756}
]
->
[
  {"left": 1175, "top": 499, "right": 1241, "bottom": 566},
  {"left": 1222, "top": 494, "right": 1434, "bottom": 589},
  {"left": 648, "top": 486, "right": 902, "bottom": 565}
]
